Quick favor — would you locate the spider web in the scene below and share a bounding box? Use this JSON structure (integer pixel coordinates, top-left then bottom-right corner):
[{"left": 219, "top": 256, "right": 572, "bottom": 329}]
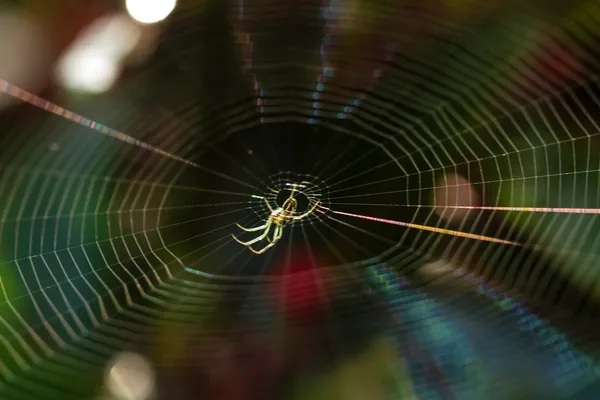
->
[{"left": 1, "top": 0, "right": 600, "bottom": 398}]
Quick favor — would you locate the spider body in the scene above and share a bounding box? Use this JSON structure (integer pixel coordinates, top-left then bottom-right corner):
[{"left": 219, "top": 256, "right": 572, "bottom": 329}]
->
[
  {"left": 232, "top": 184, "right": 320, "bottom": 254},
  {"left": 272, "top": 197, "right": 297, "bottom": 225}
]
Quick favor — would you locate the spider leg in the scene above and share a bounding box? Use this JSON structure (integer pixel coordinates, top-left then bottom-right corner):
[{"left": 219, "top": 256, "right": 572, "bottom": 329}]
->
[
  {"left": 231, "top": 222, "right": 271, "bottom": 246},
  {"left": 288, "top": 185, "right": 297, "bottom": 199},
  {"left": 247, "top": 239, "right": 278, "bottom": 255},
  {"left": 265, "top": 227, "right": 275, "bottom": 243},
  {"left": 263, "top": 197, "right": 274, "bottom": 212},
  {"left": 292, "top": 200, "right": 322, "bottom": 220},
  {"left": 248, "top": 227, "right": 282, "bottom": 254},
  {"left": 259, "top": 223, "right": 280, "bottom": 243},
  {"left": 272, "top": 225, "right": 283, "bottom": 241},
  {"left": 236, "top": 222, "right": 268, "bottom": 232}
]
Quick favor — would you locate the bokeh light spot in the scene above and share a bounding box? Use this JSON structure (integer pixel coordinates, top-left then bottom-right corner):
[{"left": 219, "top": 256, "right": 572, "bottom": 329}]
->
[
  {"left": 433, "top": 173, "right": 480, "bottom": 223},
  {"left": 126, "top": 0, "right": 177, "bottom": 24},
  {"left": 106, "top": 352, "right": 156, "bottom": 400}
]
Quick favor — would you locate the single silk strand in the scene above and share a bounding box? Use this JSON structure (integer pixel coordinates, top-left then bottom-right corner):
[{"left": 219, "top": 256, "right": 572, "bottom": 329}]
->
[
  {"left": 321, "top": 207, "right": 520, "bottom": 246},
  {"left": 0, "top": 79, "right": 199, "bottom": 168}
]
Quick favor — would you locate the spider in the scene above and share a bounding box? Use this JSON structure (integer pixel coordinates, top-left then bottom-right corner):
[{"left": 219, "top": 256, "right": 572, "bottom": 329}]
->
[{"left": 232, "top": 184, "right": 321, "bottom": 254}]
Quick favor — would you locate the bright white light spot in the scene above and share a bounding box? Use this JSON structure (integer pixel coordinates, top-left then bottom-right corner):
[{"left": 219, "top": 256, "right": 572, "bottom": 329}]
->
[
  {"left": 55, "top": 13, "right": 141, "bottom": 94},
  {"left": 93, "top": 13, "right": 143, "bottom": 59},
  {"left": 57, "top": 51, "right": 119, "bottom": 94},
  {"left": 106, "top": 352, "right": 155, "bottom": 400},
  {"left": 126, "top": 0, "right": 177, "bottom": 24}
]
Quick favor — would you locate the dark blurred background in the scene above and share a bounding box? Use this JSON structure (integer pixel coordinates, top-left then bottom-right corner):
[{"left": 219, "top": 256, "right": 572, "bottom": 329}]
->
[{"left": 1, "top": 0, "right": 600, "bottom": 399}]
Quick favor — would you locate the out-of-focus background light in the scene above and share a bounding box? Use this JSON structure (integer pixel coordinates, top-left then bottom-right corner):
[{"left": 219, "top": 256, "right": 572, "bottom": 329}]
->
[
  {"left": 0, "top": 11, "right": 50, "bottom": 110},
  {"left": 126, "top": 0, "right": 177, "bottom": 24},
  {"left": 57, "top": 50, "right": 119, "bottom": 94},
  {"left": 55, "top": 13, "right": 142, "bottom": 94},
  {"left": 105, "top": 352, "right": 156, "bottom": 400}
]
